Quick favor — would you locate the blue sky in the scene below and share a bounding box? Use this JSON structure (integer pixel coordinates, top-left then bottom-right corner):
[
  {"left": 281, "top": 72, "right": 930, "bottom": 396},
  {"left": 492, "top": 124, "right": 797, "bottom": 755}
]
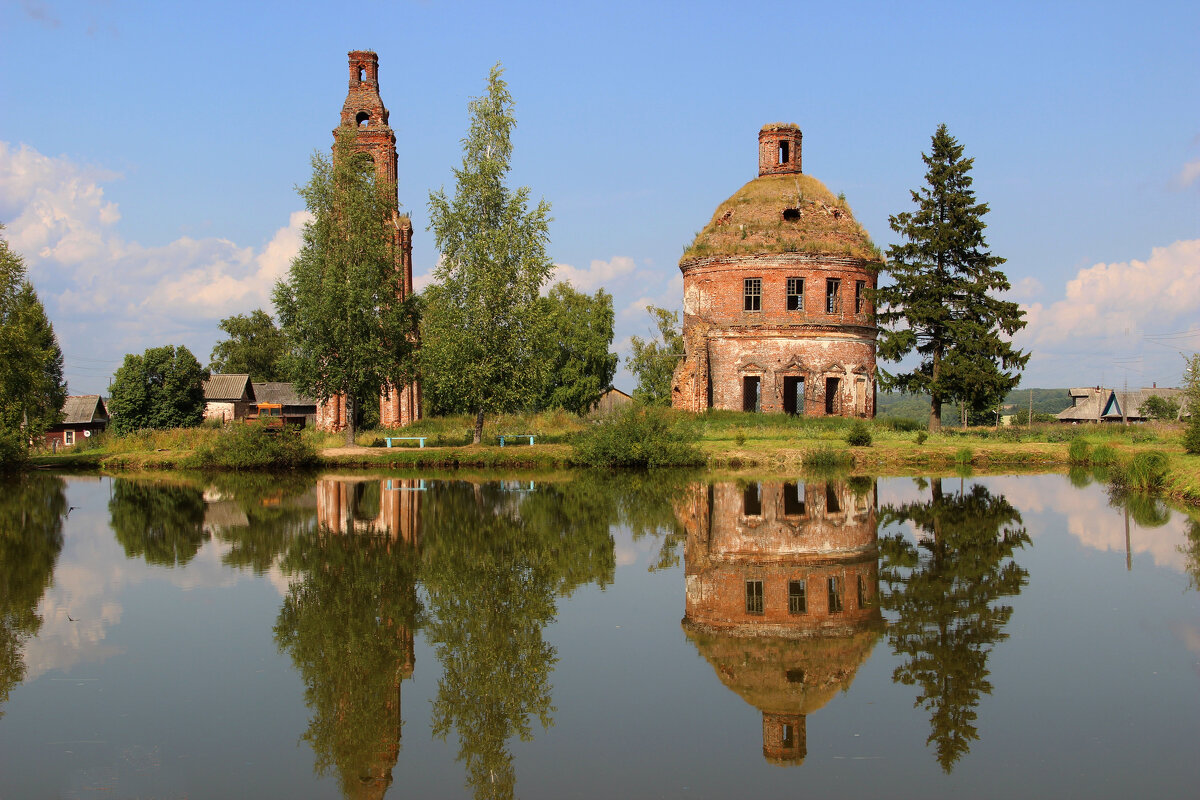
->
[{"left": 2, "top": 0, "right": 1197, "bottom": 396}]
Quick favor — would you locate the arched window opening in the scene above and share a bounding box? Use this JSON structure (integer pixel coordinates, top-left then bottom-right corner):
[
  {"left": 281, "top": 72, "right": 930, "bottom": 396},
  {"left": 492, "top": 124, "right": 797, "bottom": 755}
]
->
[
  {"left": 357, "top": 67, "right": 364, "bottom": 83},
  {"left": 356, "top": 111, "right": 369, "bottom": 128}
]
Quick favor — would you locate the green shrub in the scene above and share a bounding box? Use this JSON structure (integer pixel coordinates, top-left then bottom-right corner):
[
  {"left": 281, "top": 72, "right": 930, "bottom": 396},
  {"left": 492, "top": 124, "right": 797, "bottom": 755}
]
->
[
  {"left": 186, "top": 422, "right": 318, "bottom": 470},
  {"left": 885, "top": 418, "right": 923, "bottom": 433},
  {"left": 803, "top": 446, "right": 851, "bottom": 470},
  {"left": 1068, "top": 438, "right": 1091, "bottom": 465},
  {"left": 1090, "top": 444, "right": 1119, "bottom": 465},
  {"left": 915, "top": 431, "right": 928, "bottom": 446},
  {"left": 1184, "top": 418, "right": 1200, "bottom": 455},
  {"left": 572, "top": 405, "right": 703, "bottom": 468},
  {"left": 954, "top": 446, "right": 974, "bottom": 465},
  {"left": 0, "top": 428, "right": 25, "bottom": 470},
  {"left": 845, "top": 421, "right": 872, "bottom": 447},
  {"left": 1110, "top": 450, "right": 1170, "bottom": 492},
  {"left": 735, "top": 430, "right": 747, "bottom": 447}
]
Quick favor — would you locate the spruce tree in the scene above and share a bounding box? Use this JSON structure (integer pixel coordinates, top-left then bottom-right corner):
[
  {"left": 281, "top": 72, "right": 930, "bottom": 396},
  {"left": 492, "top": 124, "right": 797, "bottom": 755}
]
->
[
  {"left": 876, "top": 125, "right": 1028, "bottom": 431},
  {"left": 423, "top": 63, "right": 553, "bottom": 443}
]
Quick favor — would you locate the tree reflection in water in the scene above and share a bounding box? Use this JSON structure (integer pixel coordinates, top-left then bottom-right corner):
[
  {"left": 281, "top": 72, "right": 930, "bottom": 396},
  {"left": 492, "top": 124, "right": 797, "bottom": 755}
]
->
[
  {"left": 109, "top": 478, "right": 209, "bottom": 567},
  {"left": 421, "top": 480, "right": 615, "bottom": 800},
  {"left": 0, "top": 475, "right": 67, "bottom": 719},
  {"left": 879, "top": 478, "right": 1030, "bottom": 772},
  {"left": 274, "top": 478, "right": 422, "bottom": 800}
]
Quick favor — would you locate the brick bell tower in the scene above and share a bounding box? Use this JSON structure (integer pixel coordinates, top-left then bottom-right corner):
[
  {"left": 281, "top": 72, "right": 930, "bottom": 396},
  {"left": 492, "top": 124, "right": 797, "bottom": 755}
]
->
[
  {"left": 318, "top": 50, "right": 421, "bottom": 431},
  {"left": 758, "top": 123, "right": 803, "bottom": 177}
]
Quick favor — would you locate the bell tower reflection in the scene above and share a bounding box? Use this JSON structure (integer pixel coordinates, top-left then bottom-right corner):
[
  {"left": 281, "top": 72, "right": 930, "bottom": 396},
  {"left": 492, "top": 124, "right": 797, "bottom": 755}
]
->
[
  {"left": 679, "top": 479, "right": 883, "bottom": 765},
  {"left": 281, "top": 477, "right": 425, "bottom": 799}
]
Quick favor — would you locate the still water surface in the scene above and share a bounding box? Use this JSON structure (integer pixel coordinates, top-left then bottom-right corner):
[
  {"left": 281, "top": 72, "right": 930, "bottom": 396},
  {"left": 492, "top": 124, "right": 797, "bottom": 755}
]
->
[{"left": 1, "top": 471, "right": 1198, "bottom": 799}]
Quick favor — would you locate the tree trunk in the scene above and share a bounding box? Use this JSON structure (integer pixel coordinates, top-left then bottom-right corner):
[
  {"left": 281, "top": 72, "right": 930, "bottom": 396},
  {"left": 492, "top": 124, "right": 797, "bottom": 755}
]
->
[
  {"left": 344, "top": 394, "right": 356, "bottom": 447},
  {"left": 473, "top": 409, "right": 484, "bottom": 445},
  {"left": 929, "top": 347, "right": 943, "bottom": 432}
]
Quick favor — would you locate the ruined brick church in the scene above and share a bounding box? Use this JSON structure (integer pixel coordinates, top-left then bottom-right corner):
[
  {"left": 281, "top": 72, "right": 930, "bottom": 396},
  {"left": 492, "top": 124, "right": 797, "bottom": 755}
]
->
[
  {"left": 316, "top": 51, "right": 421, "bottom": 432},
  {"left": 672, "top": 124, "right": 882, "bottom": 417}
]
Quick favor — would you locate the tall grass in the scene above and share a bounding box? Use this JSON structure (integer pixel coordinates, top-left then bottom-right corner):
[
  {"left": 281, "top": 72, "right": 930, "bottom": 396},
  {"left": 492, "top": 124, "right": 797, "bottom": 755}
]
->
[{"left": 572, "top": 405, "right": 703, "bottom": 468}]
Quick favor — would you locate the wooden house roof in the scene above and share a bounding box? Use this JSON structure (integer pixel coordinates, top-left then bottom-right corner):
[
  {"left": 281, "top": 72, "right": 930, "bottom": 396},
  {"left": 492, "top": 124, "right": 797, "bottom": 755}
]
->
[
  {"left": 252, "top": 382, "right": 316, "bottom": 407},
  {"left": 61, "top": 395, "right": 108, "bottom": 425},
  {"left": 203, "top": 374, "right": 254, "bottom": 402}
]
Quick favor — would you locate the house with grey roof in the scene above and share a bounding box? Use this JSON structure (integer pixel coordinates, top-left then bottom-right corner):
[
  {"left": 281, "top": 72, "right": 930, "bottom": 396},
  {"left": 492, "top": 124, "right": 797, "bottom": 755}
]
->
[
  {"left": 252, "top": 382, "right": 317, "bottom": 427},
  {"left": 43, "top": 395, "right": 109, "bottom": 448},
  {"left": 203, "top": 374, "right": 255, "bottom": 423},
  {"left": 1057, "top": 386, "right": 1184, "bottom": 423}
]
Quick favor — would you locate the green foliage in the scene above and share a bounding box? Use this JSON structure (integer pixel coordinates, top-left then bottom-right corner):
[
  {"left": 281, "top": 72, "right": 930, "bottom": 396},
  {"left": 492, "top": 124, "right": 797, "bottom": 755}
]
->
[
  {"left": 108, "top": 345, "right": 207, "bottom": 434},
  {"left": 628, "top": 306, "right": 683, "bottom": 405},
  {"left": 916, "top": 431, "right": 928, "bottom": 445},
  {"left": 534, "top": 282, "right": 618, "bottom": 414},
  {"left": 875, "top": 126, "right": 1028, "bottom": 431},
  {"left": 422, "top": 64, "right": 553, "bottom": 443},
  {"left": 1090, "top": 444, "right": 1118, "bottom": 465},
  {"left": 955, "top": 446, "right": 974, "bottom": 465},
  {"left": 803, "top": 445, "right": 851, "bottom": 469},
  {"left": 1068, "top": 438, "right": 1091, "bottom": 465},
  {"left": 879, "top": 480, "right": 1029, "bottom": 772},
  {"left": 109, "top": 478, "right": 208, "bottom": 567},
  {"left": 884, "top": 417, "right": 924, "bottom": 432},
  {"left": 1139, "top": 395, "right": 1180, "bottom": 421},
  {"left": 0, "top": 475, "right": 66, "bottom": 719},
  {"left": 572, "top": 404, "right": 703, "bottom": 468},
  {"left": 209, "top": 308, "right": 288, "bottom": 380},
  {"left": 186, "top": 422, "right": 318, "bottom": 470},
  {"left": 274, "top": 131, "right": 418, "bottom": 444},
  {"left": 0, "top": 227, "right": 66, "bottom": 466},
  {"left": 845, "top": 421, "right": 873, "bottom": 446},
  {"left": 1110, "top": 450, "right": 1170, "bottom": 492},
  {"left": 1184, "top": 416, "right": 1200, "bottom": 455}
]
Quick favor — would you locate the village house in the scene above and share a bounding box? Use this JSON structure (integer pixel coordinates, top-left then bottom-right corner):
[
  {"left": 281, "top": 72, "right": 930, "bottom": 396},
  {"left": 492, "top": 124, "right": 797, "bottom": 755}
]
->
[
  {"left": 252, "top": 382, "right": 318, "bottom": 428},
  {"left": 1057, "top": 386, "right": 1185, "bottom": 423},
  {"left": 202, "top": 374, "right": 255, "bottom": 423},
  {"left": 43, "top": 395, "right": 108, "bottom": 448},
  {"left": 672, "top": 124, "right": 882, "bottom": 417}
]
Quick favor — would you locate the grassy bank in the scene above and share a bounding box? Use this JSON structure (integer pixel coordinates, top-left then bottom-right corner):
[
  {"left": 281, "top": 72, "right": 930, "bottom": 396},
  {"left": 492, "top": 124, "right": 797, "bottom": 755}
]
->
[{"left": 26, "top": 410, "right": 1200, "bottom": 505}]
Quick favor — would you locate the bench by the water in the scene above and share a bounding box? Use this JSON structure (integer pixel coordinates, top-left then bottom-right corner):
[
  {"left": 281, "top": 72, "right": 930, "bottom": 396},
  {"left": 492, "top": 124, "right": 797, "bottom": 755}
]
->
[
  {"left": 384, "top": 436, "right": 427, "bottom": 448},
  {"left": 498, "top": 434, "right": 536, "bottom": 447}
]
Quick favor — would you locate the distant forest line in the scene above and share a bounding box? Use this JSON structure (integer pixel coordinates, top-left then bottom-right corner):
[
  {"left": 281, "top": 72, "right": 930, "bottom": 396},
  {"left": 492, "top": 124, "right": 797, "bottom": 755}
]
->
[{"left": 877, "top": 388, "right": 1071, "bottom": 423}]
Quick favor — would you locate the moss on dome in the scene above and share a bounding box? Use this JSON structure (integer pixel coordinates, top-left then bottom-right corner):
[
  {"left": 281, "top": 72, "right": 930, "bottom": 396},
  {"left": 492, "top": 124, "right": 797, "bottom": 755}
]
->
[{"left": 682, "top": 173, "right": 882, "bottom": 263}]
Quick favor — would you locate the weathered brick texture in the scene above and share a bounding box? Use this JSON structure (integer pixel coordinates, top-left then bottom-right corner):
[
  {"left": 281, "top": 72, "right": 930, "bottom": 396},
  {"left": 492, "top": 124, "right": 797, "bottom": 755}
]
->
[
  {"left": 674, "top": 125, "right": 879, "bottom": 419},
  {"left": 317, "top": 51, "right": 422, "bottom": 431},
  {"left": 758, "top": 124, "right": 803, "bottom": 177}
]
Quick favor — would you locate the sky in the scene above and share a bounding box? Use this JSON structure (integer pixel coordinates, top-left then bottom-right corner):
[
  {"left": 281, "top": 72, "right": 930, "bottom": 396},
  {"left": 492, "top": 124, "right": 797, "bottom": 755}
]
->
[{"left": 1, "top": 0, "right": 1198, "bottom": 397}]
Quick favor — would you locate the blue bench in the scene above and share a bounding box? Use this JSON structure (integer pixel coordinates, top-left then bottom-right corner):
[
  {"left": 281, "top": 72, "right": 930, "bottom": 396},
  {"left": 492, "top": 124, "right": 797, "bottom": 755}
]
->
[
  {"left": 498, "top": 434, "right": 536, "bottom": 447},
  {"left": 385, "top": 436, "right": 427, "bottom": 448}
]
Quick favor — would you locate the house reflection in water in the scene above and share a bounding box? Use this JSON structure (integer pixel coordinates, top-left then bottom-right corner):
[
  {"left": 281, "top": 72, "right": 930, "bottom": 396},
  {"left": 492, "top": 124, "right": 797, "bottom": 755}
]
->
[{"left": 679, "top": 479, "right": 883, "bottom": 765}]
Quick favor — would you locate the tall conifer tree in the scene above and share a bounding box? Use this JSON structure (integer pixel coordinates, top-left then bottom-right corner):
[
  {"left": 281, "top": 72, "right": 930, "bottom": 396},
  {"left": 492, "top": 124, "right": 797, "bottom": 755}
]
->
[{"left": 876, "top": 125, "right": 1028, "bottom": 431}]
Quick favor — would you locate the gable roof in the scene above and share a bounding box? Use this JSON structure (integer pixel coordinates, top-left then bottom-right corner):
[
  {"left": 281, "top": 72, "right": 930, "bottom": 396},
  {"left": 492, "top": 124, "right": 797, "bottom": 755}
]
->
[
  {"left": 252, "top": 382, "right": 316, "bottom": 407},
  {"left": 61, "top": 395, "right": 107, "bottom": 425},
  {"left": 203, "top": 374, "right": 254, "bottom": 402},
  {"left": 1103, "top": 388, "right": 1183, "bottom": 420}
]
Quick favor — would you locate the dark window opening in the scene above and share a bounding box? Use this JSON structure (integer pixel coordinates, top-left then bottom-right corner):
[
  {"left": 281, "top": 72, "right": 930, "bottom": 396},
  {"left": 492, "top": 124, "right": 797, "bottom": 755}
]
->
[
  {"left": 743, "top": 483, "right": 762, "bottom": 516},
  {"left": 788, "top": 580, "right": 807, "bottom": 613},
  {"left": 744, "top": 277, "right": 762, "bottom": 312},
  {"left": 779, "top": 140, "right": 790, "bottom": 165},
  {"left": 743, "top": 376, "right": 761, "bottom": 413},
  {"left": 786, "top": 668, "right": 805, "bottom": 684},
  {"left": 828, "top": 576, "right": 844, "bottom": 613},
  {"left": 355, "top": 111, "right": 370, "bottom": 128},
  {"left": 826, "top": 278, "right": 841, "bottom": 314},
  {"left": 357, "top": 67, "right": 364, "bottom": 82},
  {"left": 783, "top": 482, "right": 805, "bottom": 516},
  {"left": 782, "top": 723, "right": 795, "bottom": 748},
  {"left": 782, "top": 207, "right": 801, "bottom": 221},
  {"left": 746, "top": 580, "right": 764, "bottom": 615},
  {"left": 857, "top": 574, "right": 868, "bottom": 609},
  {"left": 783, "top": 376, "right": 803, "bottom": 416},
  {"left": 825, "top": 483, "right": 841, "bottom": 514},
  {"left": 855, "top": 280, "right": 866, "bottom": 314},
  {"left": 825, "top": 377, "right": 841, "bottom": 415},
  {"left": 787, "top": 277, "right": 804, "bottom": 310}
]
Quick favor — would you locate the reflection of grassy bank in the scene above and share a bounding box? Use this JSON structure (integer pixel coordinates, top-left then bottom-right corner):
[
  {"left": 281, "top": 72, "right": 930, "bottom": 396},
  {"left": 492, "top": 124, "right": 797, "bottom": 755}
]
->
[{"left": 26, "top": 411, "right": 1200, "bottom": 506}]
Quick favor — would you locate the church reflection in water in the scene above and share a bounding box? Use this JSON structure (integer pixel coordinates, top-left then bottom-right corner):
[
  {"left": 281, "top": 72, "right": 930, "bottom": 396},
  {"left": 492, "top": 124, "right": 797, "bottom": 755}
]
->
[{"left": 678, "top": 479, "right": 883, "bottom": 765}]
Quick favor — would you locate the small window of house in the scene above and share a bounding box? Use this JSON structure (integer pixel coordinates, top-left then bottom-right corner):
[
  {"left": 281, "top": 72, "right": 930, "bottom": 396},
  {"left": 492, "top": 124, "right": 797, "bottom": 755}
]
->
[
  {"left": 744, "top": 278, "right": 762, "bottom": 312},
  {"left": 787, "top": 277, "right": 804, "bottom": 311},
  {"left": 855, "top": 280, "right": 866, "bottom": 314},
  {"left": 746, "top": 580, "right": 764, "bottom": 615}
]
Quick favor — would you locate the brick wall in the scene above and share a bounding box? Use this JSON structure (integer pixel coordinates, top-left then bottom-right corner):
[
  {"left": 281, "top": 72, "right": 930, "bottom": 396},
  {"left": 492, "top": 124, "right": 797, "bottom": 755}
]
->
[{"left": 759, "top": 125, "right": 803, "bottom": 177}]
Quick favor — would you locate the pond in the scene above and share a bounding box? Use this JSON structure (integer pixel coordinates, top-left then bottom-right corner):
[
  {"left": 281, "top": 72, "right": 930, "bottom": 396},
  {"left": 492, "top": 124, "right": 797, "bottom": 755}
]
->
[{"left": 1, "top": 470, "right": 1198, "bottom": 799}]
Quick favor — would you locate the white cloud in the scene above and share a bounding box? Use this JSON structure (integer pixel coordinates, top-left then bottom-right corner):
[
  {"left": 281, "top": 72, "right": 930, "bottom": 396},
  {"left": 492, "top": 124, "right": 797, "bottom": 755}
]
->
[
  {"left": 0, "top": 142, "right": 308, "bottom": 392},
  {"left": 550, "top": 256, "right": 637, "bottom": 293},
  {"left": 1019, "top": 239, "right": 1200, "bottom": 349},
  {"left": 1178, "top": 159, "right": 1200, "bottom": 189}
]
